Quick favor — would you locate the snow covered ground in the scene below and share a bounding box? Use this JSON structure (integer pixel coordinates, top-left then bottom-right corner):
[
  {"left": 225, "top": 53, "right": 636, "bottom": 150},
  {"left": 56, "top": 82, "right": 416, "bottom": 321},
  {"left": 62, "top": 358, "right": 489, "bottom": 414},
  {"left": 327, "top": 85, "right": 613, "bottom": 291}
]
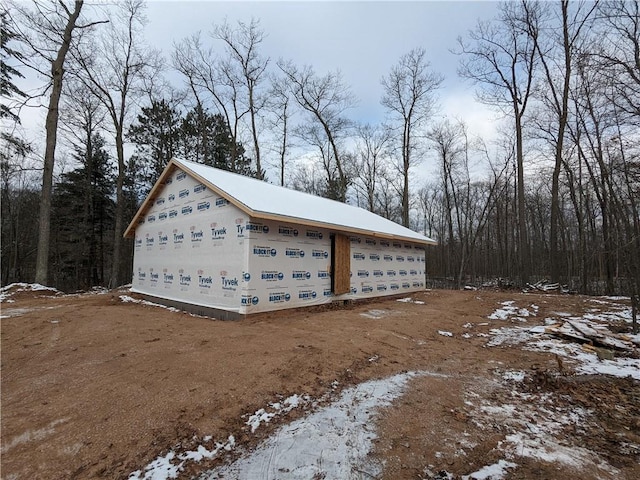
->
[
  {"left": 485, "top": 296, "right": 640, "bottom": 380},
  {"left": 203, "top": 372, "right": 427, "bottom": 480},
  {"left": 129, "top": 372, "right": 427, "bottom": 480},
  {"left": 0, "top": 282, "right": 60, "bottom": 303}
]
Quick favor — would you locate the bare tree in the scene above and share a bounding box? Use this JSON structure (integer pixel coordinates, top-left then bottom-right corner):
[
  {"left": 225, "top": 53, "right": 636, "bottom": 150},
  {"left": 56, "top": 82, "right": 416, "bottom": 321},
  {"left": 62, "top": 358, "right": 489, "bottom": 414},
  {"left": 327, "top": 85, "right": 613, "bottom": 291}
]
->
[
  {"left": 74, "top": 0, "right": 162, "bottom": 288},
  {"left": 528, "top": 0, "right": 596, "bottom": 283},
  {"left": 351, "top": 123, "right": 392, "bottom": 213},
  {"left": 266, "top": 74, "right": 294, "bottom": 186},
  {"left": 375, "top": 171, "right": 403, "bottom": 223},
  {"left": 457, "top": 0, "right": 538, "bottom": 285},
  {"left": 427, "top": 119, "right": 503, "bottom": 286},
  {"left": 595, "top": 0, "right": 640, "bottom": 318},
  {"left": 174, "top": 31, "right": 255, "bottom": 175},
  {"left": 213, "top": 18, "right": 269, "bottom": 178},
  {"left": 428, "top": 119, "right": 465, "bottom": 270},
  {"left": 289, "top": 161, "right": 324, "bottom": 197},
  {"left": 277, "top": 61, "right": 356, "bottom": 202},
  {"left": 8, "top": 0, "right": 104, "bottom": 285},
  {"left": 381, "top": 47, "right": 443, "bottom": 227},
  {"left": 594, "top": 0, "right": 640, "bottom": 121}
]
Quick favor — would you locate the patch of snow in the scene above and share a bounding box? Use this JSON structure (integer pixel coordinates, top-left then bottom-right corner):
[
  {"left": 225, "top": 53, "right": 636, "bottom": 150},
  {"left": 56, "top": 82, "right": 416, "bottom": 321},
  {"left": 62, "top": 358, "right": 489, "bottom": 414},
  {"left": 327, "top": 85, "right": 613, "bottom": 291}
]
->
[
  {"left": 488, "top": 301, "right": 538, "bottom": 322},
  {"left": 488, "top": 301, "right": 515, "bottom": 320},
  {"left": 128, "top": 436, "right": 235, "bottom": 480},
  {"left": 119, "top": 295, "right": 181, "bottom": 313},
  {"left": 504, "top": 432, "right": 617, "bottom": 475},
  {"left": 360, "top": 309, "right": 390, "bottom": 319},
  {"left": 438, "top": 330, "right": 453, "bottom": 337},
  {"left": 584, "top": 310, "right": 631, "bottom": 323},
  {"left": 576, "top": 356, "right": 639, "bottom": 379},
  {"left": 486, "top": 327, "right": 532, "bottom": 347},
  {"left": 486, "top": 298, "right": 639, "bottom": 377},
  {"left": 0, "top": 307, "right": 32, "bottom": 318},
  {"left": 461, "top": 459, "right": 517, "bottom": 480},
  {"left": 396, "top": 297, "right": 425, "bottom": 304},
  {"left": 502, "top": 371, "right": 526, "bottom": 382},
  {"left": 463, "top": 322, "right": 473, "bottom": 328},
  {"left": 202, "top": 372, "right": 422, "bottom": 480},
  {"left": 526, "top": 339, "right": 640, "bottom": 380},
  {"left": 468, "top": 376, "right": 620, "bottom": 478},
  {"left": 0, "top": 283, "right": 60, "bottom": 302},
  {"left": 244, "top": 394, "right": 310, "bottom": 433},
  {"left": 462, "top": 333, "right": 472, "bottom": 339},
  {"left": 528, "top": 325, "right": 546, "bottom": 334}
]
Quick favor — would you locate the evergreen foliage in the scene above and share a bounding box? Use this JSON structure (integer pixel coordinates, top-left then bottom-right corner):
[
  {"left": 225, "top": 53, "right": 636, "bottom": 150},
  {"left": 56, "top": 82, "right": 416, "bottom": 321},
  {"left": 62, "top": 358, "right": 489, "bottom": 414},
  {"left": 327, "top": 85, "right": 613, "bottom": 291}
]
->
[
  {"left": 0, "top": 9, "right": 31, "bottom": 163},
  {"left": 1, "top": 10, "right": 26, "bottom": 122},
  {"left": 51, "top": 134, "right": 115, "bottom": 291},
  {"left": 128, "top": 100, "right": 255, "bottom": 195}
]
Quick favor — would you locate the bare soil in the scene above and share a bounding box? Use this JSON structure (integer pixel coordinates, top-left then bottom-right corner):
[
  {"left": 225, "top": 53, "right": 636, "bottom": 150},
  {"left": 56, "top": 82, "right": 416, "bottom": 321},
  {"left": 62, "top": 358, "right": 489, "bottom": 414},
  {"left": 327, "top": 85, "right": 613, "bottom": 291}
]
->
[{"left": 1, "top": 288, "right": 638, "bottom": 479}]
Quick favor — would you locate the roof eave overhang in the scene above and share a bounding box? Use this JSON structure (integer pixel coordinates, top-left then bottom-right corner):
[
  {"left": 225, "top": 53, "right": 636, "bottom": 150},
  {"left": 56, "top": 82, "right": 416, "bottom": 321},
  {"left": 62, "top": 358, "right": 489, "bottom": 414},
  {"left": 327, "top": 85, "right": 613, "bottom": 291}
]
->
[
  {"left": 124, "top": 158, "right": 437, "bottom": 246},
  {"left": 245, "top": 210, "right": 436, "bottom": 246}
]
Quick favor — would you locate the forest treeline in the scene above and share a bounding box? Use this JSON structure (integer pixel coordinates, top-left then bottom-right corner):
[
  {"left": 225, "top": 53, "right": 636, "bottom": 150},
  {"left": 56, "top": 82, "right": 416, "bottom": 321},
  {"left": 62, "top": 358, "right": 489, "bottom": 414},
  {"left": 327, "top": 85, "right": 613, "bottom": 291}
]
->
[{"left": 1, "top": 1, "right": 638, "bottom": 304}]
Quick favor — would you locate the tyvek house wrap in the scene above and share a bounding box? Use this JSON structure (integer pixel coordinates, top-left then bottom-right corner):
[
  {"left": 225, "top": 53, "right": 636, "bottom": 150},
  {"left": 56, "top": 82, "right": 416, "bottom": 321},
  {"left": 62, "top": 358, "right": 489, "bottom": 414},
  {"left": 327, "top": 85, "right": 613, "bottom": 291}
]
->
[
  {"left": 132, "top": 170, "right": 250, "bottom": 313},
  {"left": 241, "top": 220, "right": 426, "bottom": 314},
  {"left": 130, "top": 161, "right": 429, "bottom": 315}
]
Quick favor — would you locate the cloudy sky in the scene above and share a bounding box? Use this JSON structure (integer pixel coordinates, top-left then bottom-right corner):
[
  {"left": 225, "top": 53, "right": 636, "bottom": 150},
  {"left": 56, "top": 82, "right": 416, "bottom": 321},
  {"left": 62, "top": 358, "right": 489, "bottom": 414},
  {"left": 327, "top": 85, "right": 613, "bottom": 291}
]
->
[
  {"left": 144, "top": 0, "right": 501, "bottom": 138},
  {"left": 14, "top": 1, "right": 504, "bottom": 179}
]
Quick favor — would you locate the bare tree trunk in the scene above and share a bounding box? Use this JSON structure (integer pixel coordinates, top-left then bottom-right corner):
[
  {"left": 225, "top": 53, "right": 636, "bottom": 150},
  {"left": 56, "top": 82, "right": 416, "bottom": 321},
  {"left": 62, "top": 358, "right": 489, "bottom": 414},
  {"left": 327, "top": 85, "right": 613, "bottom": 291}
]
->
[
  {"left": 279, "top": 101, "right": 288, "bottom": 186},
  {"left": 540, "top": 0, "right": 595, "bottom": 284},
  {"left": 249, "top": 89, "right": 262, "bottom": 178},
  {"left": 632, "top": 295, "right": 638, "bottom": 335},
  {"left": 402, "top": 124, "right": 410, "bottom": 227},
  {"left": 35, "top": 0, "right": 85, "bottom": 285},
  {"left": 109, "top": 126, "right": 125, "bottom": 288},
  {"left": 515, "top": 113, "right": 529, "bottom": 285}
]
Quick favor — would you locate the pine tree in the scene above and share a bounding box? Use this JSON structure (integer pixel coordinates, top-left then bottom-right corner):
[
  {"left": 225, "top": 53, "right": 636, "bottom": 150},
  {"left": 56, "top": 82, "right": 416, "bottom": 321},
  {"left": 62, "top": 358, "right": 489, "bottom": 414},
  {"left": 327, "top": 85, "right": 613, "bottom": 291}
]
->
[
  {"left": 51, "top": 134, "right": 115, "bottom": 290},
  {"left": 1, "top": 9, "right": 31, "bottom": 162},
  {"left": 179, "top": 106, "right": 255, "bottom": 176},
  {"left": 127, "top": 99, "right": 181, "bottom": 191}
]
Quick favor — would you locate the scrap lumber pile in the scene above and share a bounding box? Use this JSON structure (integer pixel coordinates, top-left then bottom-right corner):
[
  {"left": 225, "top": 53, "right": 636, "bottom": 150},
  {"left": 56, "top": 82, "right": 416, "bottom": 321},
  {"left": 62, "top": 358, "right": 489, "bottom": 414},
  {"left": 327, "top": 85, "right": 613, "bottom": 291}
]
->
[
  {"left": 526, "top": 280, "right": 569, "bottom": 293},
  {"left": 545, "top": 319, "right": 639, "bottom": 359}
]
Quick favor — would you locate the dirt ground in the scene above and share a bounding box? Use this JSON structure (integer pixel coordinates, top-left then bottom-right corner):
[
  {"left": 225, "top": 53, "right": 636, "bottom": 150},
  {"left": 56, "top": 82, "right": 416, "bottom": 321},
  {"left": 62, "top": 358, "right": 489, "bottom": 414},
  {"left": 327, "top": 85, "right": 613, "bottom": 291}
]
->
[{"left": 1, "top": 287, "right": 638, "bottom": 479}]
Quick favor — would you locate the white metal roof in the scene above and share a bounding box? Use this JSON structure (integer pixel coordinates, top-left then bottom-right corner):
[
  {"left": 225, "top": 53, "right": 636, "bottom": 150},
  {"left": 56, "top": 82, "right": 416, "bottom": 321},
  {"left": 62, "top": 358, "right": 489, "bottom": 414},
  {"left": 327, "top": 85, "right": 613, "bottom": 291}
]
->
[{"left": 125, "top": 158, "right": 436, "bottom": 245}]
